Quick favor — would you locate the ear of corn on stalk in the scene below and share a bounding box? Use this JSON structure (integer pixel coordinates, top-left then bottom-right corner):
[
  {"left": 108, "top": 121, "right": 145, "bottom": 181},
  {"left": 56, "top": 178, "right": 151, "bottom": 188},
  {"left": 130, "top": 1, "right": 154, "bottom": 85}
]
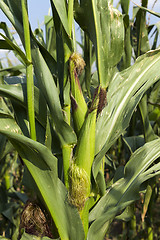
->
[
  {"left": 69, "top": 85, "right": 100, "bottom": 210},
  {"left": 69, "top": 53, "right": 87, "bottom": 135}
]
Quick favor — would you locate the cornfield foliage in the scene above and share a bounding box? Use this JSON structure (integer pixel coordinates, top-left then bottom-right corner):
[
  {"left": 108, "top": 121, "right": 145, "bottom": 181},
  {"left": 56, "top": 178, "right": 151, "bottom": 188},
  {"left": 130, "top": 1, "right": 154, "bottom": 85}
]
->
[{"left": 0, "top": 0, "right": 160, "bottom": 239}]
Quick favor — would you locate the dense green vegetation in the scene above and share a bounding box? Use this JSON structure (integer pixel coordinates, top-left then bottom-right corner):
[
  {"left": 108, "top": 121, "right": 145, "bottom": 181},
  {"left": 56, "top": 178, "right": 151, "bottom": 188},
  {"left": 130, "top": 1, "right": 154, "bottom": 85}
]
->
[{"left": 0, "top": 0, "right": 160, "bottom": 239}]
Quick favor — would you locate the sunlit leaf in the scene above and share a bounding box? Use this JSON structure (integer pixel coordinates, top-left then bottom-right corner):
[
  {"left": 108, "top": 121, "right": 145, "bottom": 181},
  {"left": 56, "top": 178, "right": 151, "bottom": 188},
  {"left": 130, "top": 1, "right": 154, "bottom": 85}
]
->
[
  {"left": 31, "top": 45, "right": 77, "bottom": 146},
  {"left": 94, "top": 49, "right": 160, "bottom": 178},
  {"left": 0, "top": 33, "right": 29, "bottom": 65},
  {"left": 0, "top": 83, "right": 47, "bottom": 128},
  {"left": 121, "top": 0, "right": 130, "bottom": 14},
  {"left": 0, "top": 127, "right": 84, "bottom": 240},
  {"left": 132, "top": 2, "right": 160, "bottom": 18},
  {"left": 88, "top": 139, "right": 160, "bottom": 240},
  {"left": 74, "top": 0, "right": 124, "bottom": 88},
  {"left": 50, "top": 0, "right": 69, "bottom": 36}
]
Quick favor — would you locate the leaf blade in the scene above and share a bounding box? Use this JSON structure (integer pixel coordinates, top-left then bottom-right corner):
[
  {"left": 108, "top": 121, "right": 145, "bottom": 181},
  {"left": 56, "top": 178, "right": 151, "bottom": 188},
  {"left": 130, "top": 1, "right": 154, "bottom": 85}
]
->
[
  {"left": 31, "top": 45, "right": 77, "bottom": 146},
  {"left": 88, "top": 139, "right": 160, "bottom": 240},
  {"left": 94, "top": 49, "right": 160, "bottom": 178}
]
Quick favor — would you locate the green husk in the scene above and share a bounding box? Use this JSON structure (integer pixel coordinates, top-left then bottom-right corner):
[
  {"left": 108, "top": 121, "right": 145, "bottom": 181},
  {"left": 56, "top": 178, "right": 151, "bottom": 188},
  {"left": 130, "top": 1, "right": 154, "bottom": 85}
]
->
[
  {"left": 69, "top": 53, "right": 88, "bottom": 135},
  {"left": 74, "top": 87, "right": 100, "bottom": 176}
]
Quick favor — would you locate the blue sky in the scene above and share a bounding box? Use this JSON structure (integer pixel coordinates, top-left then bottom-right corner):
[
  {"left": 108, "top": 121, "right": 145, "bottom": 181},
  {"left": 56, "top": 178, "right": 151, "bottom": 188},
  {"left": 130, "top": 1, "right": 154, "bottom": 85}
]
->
[
  {"left": 27, "top": 0, "right": 50, "bottom": 30},
  {"left": 0, "top": 1, "right": 50, "bottom": 30}
]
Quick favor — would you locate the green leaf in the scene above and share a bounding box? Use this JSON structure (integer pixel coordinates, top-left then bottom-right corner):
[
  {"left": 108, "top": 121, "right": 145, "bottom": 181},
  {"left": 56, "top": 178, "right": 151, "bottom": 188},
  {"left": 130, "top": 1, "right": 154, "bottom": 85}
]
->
[
  {"left": 94, "top": 49, "right": 160, "bottom": 178},
  {"left": 75, "top": 0, "right": 124, "bottom": 88},
  {"left": 0, "top": 1, "right": 24, "bottom": 39},
  {"left": 44, "top": 15, "right": 57, "bottom": 60},
  {"left": 0, "top": 83, "right": 47, "bottom": 128},
  {"left": 132, "top": 2, "right": 160, "bottom": 18},
  {"left": 50, "top": 0, "right": 70, "bottom": 36},
  {"left": 0, "top": 21, "right": 22, "bottom": 52},
  {"left": 88, "top": 139, "right": 160, "bottom": 240},
  {"left": 84, "top": 33, "right": 93, "bottom": 96},
  {"left": 0, "top": 126, "right": 84, "bottom": 240},
  {"left": 116, "top": 205, "right": 135, "bottom": 222},
  {"left": 141, "top": 185, "right": 152, "bottom": 222},
  {"left": 121, "top": 0, "right": 130, "bottom": 14},
  {"left": 0, "top": 97, "right": 82, "bottom": 239},
  {"left": 150, "top": 21, "right": 160, "bottom": 50},
  {"left": 124, "top": 136, "right": 145, "bottom": 154},
  {"left": 31, "top": 45, "right": 77, "bottom": 146},
  {"left": 134, "top": 3, "right": 150, "bottom": 56},
  {"left": 0, "top": 0, "right": 57, "bottom": 77},
  {"left": 0, "top": 135, "right": 13, "bottom": 161},
  {"left": 0, "top": 65, "right": 25, "bottom": 77},
  {"left": 139, "top": 95, "right": 158, "bottom": 142},
  {"left": 50, "top": 0, "right": 72, "bottom": 94},
  {"left": 0, "top": 33, "right": 29, "bottom": 65},
  {"left": 0, "top": 39, "right": 13, "bottom": 50},
  {"left": 20, "top": 231, "right": 56, "bottom": 239},
  {"left": 119, "top": 14, "right": 132, "bottom": 70}
]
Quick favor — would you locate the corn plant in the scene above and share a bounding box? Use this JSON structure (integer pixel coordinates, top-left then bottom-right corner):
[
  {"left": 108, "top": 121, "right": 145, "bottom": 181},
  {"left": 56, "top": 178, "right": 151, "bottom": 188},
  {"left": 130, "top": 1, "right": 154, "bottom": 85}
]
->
[{"left": 0, "top": 0, "right": 160, "bottom": 239}]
